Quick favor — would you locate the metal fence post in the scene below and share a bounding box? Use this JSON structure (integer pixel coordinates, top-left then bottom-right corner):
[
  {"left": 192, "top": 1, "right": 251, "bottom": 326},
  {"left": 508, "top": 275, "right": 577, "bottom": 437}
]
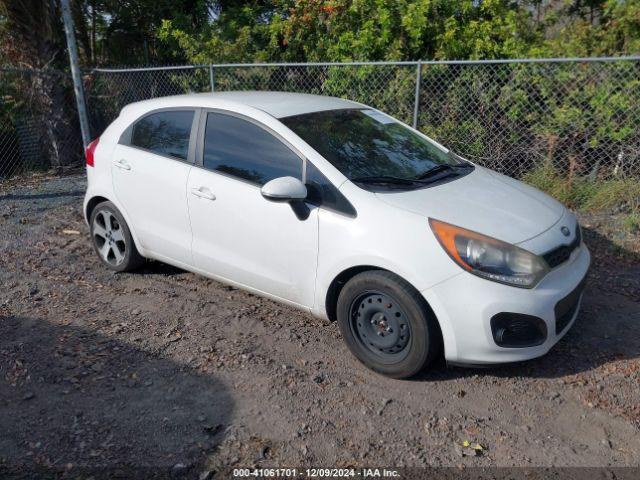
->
[
  {"left": 412, "top": 61, "right": 422, "bottom": 129},
  {"left": 60, "top": 0, "right": 91, "bottom": 148},
  {"left": 209, "top": 65, "right": 215, "bottom": 92}
]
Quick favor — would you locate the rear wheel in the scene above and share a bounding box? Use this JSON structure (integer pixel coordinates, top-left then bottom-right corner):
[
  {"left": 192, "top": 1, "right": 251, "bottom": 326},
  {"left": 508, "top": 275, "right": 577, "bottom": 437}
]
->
[
  {"left": 90, "top": 201, "right": 144, "bottom": 272},
  {"left": 336, "top": 270, "right": 440, "bottom": 379}
]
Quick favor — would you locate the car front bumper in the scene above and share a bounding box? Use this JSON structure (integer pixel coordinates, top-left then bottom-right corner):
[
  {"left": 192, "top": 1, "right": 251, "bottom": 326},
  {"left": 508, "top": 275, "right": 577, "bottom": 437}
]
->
[{"left": 421, "top": 242, "right": 591, "bottom": 365}]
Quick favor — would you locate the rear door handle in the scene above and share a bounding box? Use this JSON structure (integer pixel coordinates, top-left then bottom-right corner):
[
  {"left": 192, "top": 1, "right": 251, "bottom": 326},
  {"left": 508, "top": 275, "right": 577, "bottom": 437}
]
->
[
  {"left": 190, "top": 187, "right": 216, "bottom": 201},
  {"left": 114, "top": 159, "right": 131, "bottom": 171}
]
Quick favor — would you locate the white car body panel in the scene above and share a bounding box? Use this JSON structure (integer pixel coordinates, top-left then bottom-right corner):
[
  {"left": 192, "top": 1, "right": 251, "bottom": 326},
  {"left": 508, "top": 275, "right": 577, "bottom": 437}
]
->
[
  {"left": 423, "top": 242, "right": 590, "bottom": 364},
  {"left": 192, "top": 91, "right": 364, "bottom": 118},
  {"left": 311, "top": 180, "right": 462, "bottom": 318},
  {"left": 111, "top": 144, "right": 193, "bottom": 265},
  {"left": 187, "top": 166, "right": 319, "bottom": 308},
  {"left": 84, "top": 91, "right": 590, "bottom": 366},
  {"left": 375, "top": 166, "right": 564, "bottom": 245}
]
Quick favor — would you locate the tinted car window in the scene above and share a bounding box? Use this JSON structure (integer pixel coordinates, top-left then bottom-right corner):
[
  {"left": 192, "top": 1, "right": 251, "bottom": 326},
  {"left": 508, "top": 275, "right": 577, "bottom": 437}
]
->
[
  {"left": 130, "top": 110, "right": 194, "bottom": 160},
  {"left": 203, "top": 112, "right": 302, "bottom": 185},
  {"left": 282, "top": 109, "right": 464, "bottom": 180},
  {"left": 305, "top": 161, "right": 356, "bottom": 217}
]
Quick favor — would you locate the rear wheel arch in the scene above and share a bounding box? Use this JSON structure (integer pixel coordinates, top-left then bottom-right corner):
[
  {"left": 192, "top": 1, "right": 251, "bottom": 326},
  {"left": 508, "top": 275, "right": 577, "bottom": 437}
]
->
[
  {"left": 89, "top": 200, "right": 144, "bottom": 272},
  {"left": 86, "top": 195, "right": 109, "bottom": 221},
  {"left": 86, "top": 195, "right": 144, "bottom": 255}
]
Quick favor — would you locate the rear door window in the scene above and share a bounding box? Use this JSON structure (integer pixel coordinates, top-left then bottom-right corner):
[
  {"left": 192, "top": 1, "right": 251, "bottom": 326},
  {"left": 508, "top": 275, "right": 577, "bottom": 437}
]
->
[
  {"left": 202, "top": 112, "right": 302, "bottom": 185},
  {"left": 130, "top": 110, "right": 194, "bottom": 160}
]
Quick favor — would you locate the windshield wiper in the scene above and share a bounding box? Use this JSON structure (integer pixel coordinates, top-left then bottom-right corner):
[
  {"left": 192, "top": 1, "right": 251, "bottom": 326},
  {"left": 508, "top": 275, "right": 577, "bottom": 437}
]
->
[
  {"left": 353, "top": 164, "right": 473, "bottom": 188},
  {"left": 351, "top": 175, "right": 422, "bottom": 186},
  {"left": 414, "top": 164, "right": 457, "bottom": 181}
]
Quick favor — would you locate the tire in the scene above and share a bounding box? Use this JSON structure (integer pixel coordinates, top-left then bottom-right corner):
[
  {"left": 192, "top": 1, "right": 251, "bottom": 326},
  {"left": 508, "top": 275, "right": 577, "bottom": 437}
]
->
[
  {"left": 336, "top": 270, "right": 440, "bottom": 379},
  {"left": 89, "top": 201, "right": 144, "bottom": 272}
]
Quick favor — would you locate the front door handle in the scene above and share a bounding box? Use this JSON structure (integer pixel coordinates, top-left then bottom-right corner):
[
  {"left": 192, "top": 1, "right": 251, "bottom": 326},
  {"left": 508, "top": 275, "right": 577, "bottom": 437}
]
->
[
  {"left": 190, "top": 187, "right": 216, "bottom": 201},
  {"left": 114, "top": 159, "right": 131, "bottom": 171}
]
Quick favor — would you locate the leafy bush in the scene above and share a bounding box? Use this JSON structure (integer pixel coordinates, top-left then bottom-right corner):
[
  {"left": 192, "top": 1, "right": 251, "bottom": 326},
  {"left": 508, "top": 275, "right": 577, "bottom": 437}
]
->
[
  {"left": 623, "top": 213, "right": 640, "bottom": 234},
  {"left": 523, "top": 164, "right": 640, "bottom": 217}
]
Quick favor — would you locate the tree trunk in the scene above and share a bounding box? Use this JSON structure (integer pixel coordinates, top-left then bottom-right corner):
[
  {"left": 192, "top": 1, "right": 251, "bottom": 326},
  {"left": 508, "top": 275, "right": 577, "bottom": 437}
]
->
[{"left": 1, "top": 0, "right": 81, "bottom": 170}]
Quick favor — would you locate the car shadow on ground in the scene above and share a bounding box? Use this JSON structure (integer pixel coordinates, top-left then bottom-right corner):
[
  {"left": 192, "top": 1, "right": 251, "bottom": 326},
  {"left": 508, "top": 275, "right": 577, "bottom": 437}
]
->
[
  {"left": 416, "top": 226, "right": 640, "bottom": 382},
  {"left": 0, "top": 316, "right": 234, "bottom": 478},
  {"left": 137, "top": 261, "right": 187, "bottom": 277}
]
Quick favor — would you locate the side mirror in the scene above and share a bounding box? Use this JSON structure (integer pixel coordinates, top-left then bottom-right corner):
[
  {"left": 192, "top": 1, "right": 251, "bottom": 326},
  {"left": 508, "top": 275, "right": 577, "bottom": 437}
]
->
[
  {"left": 261, "top": 176, "right": 307, "bottom": 202},
  {"left": 261, "top": 176, "right": 310, "bottom": 220}
]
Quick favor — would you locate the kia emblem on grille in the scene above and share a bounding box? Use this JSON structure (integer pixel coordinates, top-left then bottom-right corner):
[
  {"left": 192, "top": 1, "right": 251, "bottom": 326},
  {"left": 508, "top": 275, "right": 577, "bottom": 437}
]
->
[{"left": 561, "top": 226, "right": 570, "bottom": 237}]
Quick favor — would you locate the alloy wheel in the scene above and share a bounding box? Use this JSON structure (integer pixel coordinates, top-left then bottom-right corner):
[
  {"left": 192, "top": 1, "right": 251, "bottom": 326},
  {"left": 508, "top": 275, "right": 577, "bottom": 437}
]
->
[{"left": 92, "top": 210, "right": 126, "bottom": 266}]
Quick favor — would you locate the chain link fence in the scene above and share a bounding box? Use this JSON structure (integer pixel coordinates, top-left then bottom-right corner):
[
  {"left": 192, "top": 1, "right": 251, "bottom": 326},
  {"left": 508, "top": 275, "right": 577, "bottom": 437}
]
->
[
  {"left": 2, "top": 58, "right": 639, "bottom": 182},
  {"left": 0, "top": 68, "right": 84, "bottom": 179},
  {"left": 416, "top": 59, "right": 640, "bottom": 180},
  {"left": 87, "top": 58, "right": 640, "bottom": 181}
]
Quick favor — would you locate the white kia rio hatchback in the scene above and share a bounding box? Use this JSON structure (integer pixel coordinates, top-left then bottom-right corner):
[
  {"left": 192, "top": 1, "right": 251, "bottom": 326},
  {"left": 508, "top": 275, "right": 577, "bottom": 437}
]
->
[{"left": 84, "top": 91, "right": 590, "bottom": 378}]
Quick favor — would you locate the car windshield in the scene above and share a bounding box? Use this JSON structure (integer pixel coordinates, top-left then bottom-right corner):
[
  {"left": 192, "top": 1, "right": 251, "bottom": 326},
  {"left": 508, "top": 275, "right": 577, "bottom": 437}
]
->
[{"left": 281, "top": 108, "right": 467, "bottom": 184}]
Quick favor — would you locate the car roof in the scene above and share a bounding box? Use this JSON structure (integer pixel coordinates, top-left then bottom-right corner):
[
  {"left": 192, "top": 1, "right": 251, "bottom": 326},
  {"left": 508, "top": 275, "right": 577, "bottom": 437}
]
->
[{"left": 125, "top": 91, "right": 364, "bottom": 119}]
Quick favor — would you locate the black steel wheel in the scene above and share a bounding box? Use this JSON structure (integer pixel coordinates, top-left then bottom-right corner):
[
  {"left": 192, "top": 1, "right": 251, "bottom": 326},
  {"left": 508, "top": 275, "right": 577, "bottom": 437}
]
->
[
  {"left": 337, "top": 270, "right": 441, "bottom": 378},
  {"left": 350, "top": 291, "right": 412, "bottom": 362}
]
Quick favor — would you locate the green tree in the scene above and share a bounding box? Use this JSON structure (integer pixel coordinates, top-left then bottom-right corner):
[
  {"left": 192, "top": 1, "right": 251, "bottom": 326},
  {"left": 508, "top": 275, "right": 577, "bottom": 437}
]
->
[
  {"left": 159, "top": 0, "right": 541, "bottom": 63},
  {"left": 64, "top": 0, "right": 214, "bottom": 66}
]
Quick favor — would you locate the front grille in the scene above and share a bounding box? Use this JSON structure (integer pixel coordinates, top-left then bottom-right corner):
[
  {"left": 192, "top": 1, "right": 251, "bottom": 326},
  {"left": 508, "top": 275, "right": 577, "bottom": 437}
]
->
[
  {"left": 554, "top": 277, "right": 587, "bottom": 334},
  {"left": 543, "top": 225, "right": 581, "bottom": 269}
]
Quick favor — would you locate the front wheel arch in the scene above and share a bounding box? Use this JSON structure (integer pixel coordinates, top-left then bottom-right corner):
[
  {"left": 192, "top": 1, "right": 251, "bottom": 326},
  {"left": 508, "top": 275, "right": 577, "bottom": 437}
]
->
[
  {"left": 325, "top": 267, "right": 443, "bottom": 347},
  {"left": 335, "top": 269, "right": 444, "bottom": 378}
]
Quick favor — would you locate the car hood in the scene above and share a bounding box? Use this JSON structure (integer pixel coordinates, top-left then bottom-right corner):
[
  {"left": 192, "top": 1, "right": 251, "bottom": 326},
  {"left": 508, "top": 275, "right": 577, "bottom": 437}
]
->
[{"left": 374, "top": 166, "right": 565, "bottom": 244}]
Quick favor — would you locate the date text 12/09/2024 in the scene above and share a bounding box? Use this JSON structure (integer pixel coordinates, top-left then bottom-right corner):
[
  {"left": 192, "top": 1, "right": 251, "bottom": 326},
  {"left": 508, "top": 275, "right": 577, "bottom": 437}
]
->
[{"left": 233, "top": 468, "right": 401, "bottom": 478}]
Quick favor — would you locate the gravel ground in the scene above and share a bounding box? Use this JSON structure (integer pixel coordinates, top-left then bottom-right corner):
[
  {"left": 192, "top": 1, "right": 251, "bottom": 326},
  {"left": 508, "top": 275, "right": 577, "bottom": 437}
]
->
[{"left": 1, "top": 173, "right": 639, "bottom": 477}]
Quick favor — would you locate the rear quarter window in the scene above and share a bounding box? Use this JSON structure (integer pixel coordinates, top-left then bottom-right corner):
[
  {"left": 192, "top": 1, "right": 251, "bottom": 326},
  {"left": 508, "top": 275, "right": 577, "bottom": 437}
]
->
[{"left": 129, "top": 110, "right": 194, "bottom": 160}]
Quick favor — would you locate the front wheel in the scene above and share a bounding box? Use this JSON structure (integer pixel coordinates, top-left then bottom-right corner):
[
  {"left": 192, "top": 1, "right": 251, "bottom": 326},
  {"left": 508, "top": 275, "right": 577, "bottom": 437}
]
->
[
  {"left": 336, "top": 270, "right": 440, "bottom": 379},
  {"left": 90, "top": 201, "right": 144, "bottom": 272}
]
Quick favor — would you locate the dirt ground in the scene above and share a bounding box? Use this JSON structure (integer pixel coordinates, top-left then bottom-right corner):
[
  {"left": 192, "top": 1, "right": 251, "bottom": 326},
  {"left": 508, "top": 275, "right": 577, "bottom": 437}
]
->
[{"left": 1, "top": 173, "right": 639, "bottom": 477}]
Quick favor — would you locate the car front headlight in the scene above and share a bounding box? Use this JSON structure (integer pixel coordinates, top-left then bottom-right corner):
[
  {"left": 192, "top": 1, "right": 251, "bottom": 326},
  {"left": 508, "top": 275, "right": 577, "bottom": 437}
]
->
[{"left": 429, "top": 218, "right": 549, "bottom": 288}]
